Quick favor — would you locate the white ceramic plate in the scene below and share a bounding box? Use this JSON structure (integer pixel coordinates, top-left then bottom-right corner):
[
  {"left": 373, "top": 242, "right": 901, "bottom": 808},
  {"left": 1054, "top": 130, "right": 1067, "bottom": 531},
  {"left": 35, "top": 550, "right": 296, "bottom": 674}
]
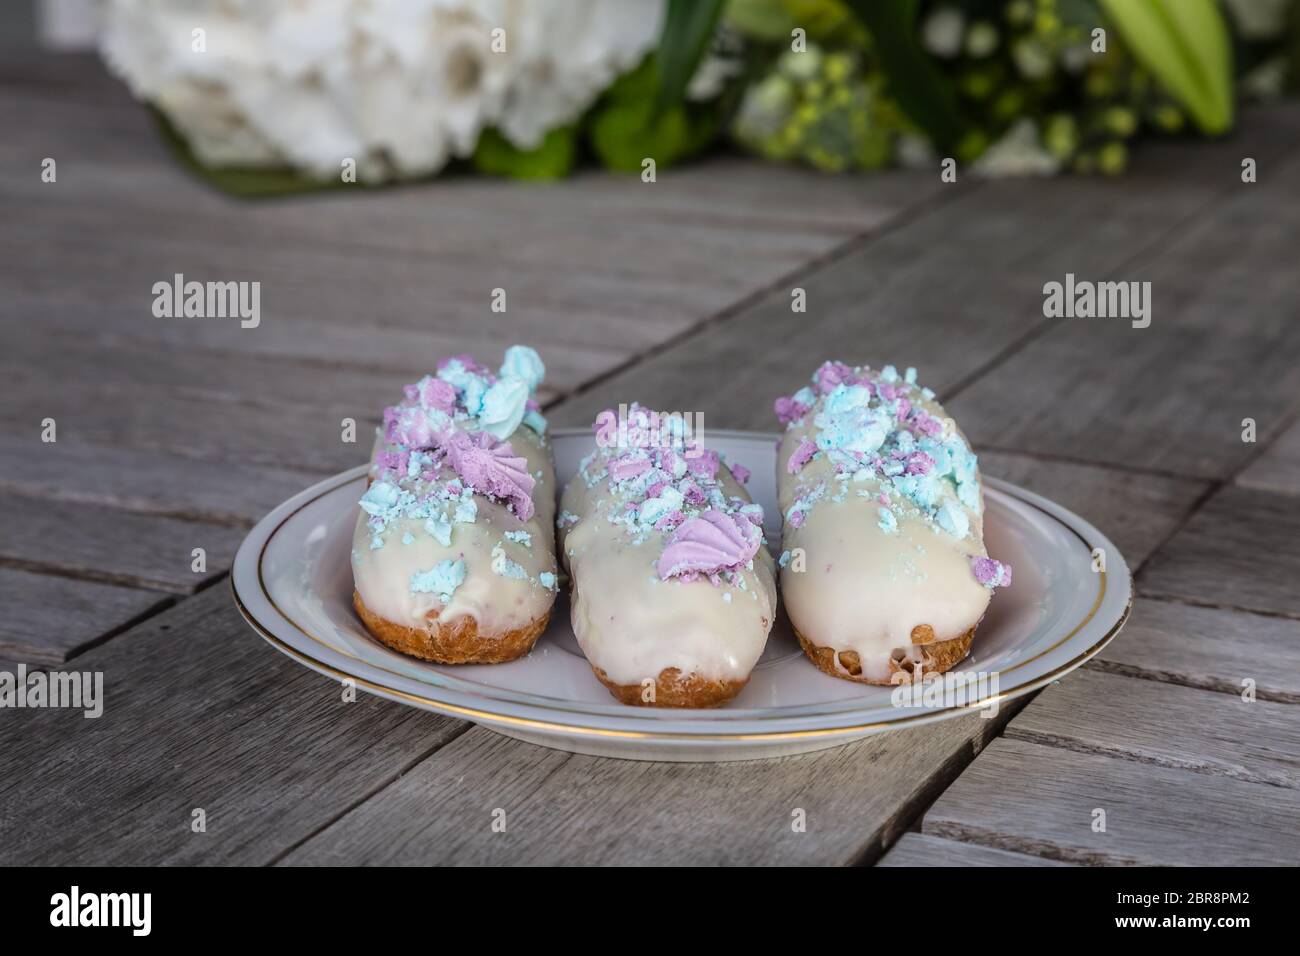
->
[{"left": 232, "top": 428, "right": 1131, "bottom": 762}]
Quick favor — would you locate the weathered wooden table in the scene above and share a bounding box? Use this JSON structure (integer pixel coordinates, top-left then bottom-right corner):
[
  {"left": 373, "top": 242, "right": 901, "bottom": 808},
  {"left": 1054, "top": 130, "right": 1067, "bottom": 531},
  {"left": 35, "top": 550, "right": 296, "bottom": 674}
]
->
[{"left": 2, "top": 55, "right": 1298, "bottom": 866}]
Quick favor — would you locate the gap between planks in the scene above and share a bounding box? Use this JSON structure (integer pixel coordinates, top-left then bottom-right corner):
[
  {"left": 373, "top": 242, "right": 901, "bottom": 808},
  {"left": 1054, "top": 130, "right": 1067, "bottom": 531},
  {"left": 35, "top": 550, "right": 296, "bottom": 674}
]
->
[
  {"left": 262, "top": 721, "right": 478, "bottom": 866},
  {"left": 551, "top": 180, "right": 982, "bottom": 412}
]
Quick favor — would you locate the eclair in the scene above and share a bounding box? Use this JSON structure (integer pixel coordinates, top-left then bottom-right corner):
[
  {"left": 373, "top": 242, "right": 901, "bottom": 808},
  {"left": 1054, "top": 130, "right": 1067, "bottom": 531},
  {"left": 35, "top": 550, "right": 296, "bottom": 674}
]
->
[
  {"left": 558, "top": 404, "right": 776, "bottom": 707},
  {"left": 351, "top": 346, "right": 559, "bottom": 664},
  {"left": 774, "top": 362, "right": 1012, "bottom": 685}
]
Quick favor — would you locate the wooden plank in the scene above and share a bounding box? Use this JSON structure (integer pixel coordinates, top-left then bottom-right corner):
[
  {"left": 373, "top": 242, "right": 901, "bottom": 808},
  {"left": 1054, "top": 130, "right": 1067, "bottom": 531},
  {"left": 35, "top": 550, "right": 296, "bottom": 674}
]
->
[
  {"left": 279, "top": 710, "right": 1015, "bottom": 866},
  {"left": 1006, "top": 667, "right": 1298, "bottom": 788},
  {"left": 0, "top": 223, "right": 689, "bottom": 367},
  {"left": 922, "top": 737, "right": 1300, "bottom": 865},
  {"left": 953, "top": 322, "right": 1300, "bottom": 482},
  {"left": 877, "top": 832, "right": 1069, "bottom": 867},
  {"left": 0, "top": 567, "right": 172, "bottom": 664},
  {"left": 950, "top": 147, "right": 1300, "bottom": 480},
  {"left": 0, "top": 52, "right": 152, "bottom": 110},
  {"left": 0, "top": 333, "right": 420, "bottom": 421},
  {"left": 2, "top": 298, "right": 612, "bottom": 396},
  {"left": 0, "top": 586, "right": 467, "bottom": 865},
  {"left": 551, "top": 119, "right": 1291, "bottom": 433},
  {"left": 1, "top": 377, "right": 372, "bottom": 475},
  {"left": 0, "top": 436, "right": 317, "bottom": 526},
  {"left": 1237, "top": 418, "right": 1300, "bottom": 496},
  {"left": 975, "top": 451, "right": 1207, "bottom": 567},
  {"left": 0, "top": 493, "right": 245, "bottom": 592},
  {"left": 1094, "top": 598, "right": 1300, "bottom": 704},
  {"left": 1139, "top": 485, "right": 1300, "bottom": 618}
]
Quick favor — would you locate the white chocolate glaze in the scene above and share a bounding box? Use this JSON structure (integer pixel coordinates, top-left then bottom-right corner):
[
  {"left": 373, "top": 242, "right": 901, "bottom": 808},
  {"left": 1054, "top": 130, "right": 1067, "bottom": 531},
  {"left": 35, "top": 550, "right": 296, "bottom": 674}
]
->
[
  {"left": 352, "top": 426, "right": 557, "bottom": 636},
  {"left": 775, "top": 363, "right": 1009, "bottom": 682},
  {"left": 559, "top": 412, "right": 776, "bottom": 687},
  {"left": 350, "top": 348, "right": 558, "bottom": 640}
]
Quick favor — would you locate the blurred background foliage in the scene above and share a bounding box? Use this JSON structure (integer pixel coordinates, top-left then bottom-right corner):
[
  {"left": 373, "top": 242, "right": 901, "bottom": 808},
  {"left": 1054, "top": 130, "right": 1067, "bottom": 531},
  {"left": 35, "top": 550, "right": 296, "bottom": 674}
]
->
[
  {"left": 87, "top": 0, "right": 1300, "bottom": 192},
  {"left": 668, "top": 0, "right": 1298, "bottom": 177}
]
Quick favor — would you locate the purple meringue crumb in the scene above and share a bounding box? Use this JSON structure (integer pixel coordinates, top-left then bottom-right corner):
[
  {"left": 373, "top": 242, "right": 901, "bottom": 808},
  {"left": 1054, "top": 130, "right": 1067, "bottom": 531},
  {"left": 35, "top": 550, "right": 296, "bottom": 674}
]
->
[
  {"left": 653, "top": 510, "right": 686, "bottom": 533},
  {"left": 904, "top": 451, "right": 935, "bottom": 476},
  {"left": 972, "top": 556, "right": 1013, "bottom": 590},
  {"left": 731, "top": 463, "right": 751, "bottom": 484},
  {"left": 657, "top": 509, "right": 761, "bottom": 580},
  {"left": 443, "top": 429, "right": 536, "bottom": 521},
  {"left": 774, "top": 395, "right": 810, "bottom": 426},
  {"left": 686, "top": 449, "right": 720, "bottom": 480},
  {"left": 787, "top": 438, "right": 817, "bottom": 475},
  {"left": 419, "top": 377, "right": 457, "bottom": 412},
  {"left": 608, "top": 454, "right": 651, "bottom": 481},
  {"left": 815, "top": 360, "right": 853, "bottom": 395}
]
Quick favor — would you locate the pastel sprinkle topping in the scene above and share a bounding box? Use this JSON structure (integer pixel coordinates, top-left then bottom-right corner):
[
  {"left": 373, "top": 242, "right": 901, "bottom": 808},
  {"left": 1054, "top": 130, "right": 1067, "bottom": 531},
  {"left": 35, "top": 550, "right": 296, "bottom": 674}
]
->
[
  {"left": 971, "top": 556, "right": 1013, "bottom": 589},
  {"left": 578, "top": 403, "right": 764, "bottom": 581},
  {"left": 372, "top": 344, "right": 545, "bottom": 516},
  {"left": 410, "top": 559, "right": 466, "bottom": 604},
  {"left": 657, "top": 509, "right": 762, "bottom": 581},
  {"left": 775, "top": 361, "right": 982, "bottom": 541},
  {"left": 777, "top": 360, "right": 1012, "bottom": 589},
  {"left": 490, "top": 543, "right": 529, "bottom": 580}
]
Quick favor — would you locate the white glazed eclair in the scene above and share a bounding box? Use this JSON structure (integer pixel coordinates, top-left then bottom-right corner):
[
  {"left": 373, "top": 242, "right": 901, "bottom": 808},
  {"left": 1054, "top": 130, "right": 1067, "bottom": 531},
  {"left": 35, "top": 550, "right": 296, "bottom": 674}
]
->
[
  {"left": 351, "top": 347, "right": 559, "bottom": 664},
  {"left": 774, "top": 362, "right": 1012, "bottom": 685},
  {"left": 558, "top": 404, "right": 776, "bottom": 707}
]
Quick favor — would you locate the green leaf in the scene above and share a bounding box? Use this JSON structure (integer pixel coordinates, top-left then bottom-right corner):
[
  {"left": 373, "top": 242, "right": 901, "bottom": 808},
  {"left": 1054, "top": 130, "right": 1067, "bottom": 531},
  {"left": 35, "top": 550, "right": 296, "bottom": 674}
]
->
[
  {"left": 589, "top": 98, "right": 691, "bottom": 172},
  {"left": 1098, "top": 0, "right": 1233, "bottom": 134},
  {"left": 656, "top": 0, "right": 726, "bottom": 112},
  {"left": 724, "top": 0, "right": 797, "bottom": 42},
  {"left": 842, "top": 0, "right": 966, "bottom": 153},
  {"left": 589, "top": 55, "right": 723, "bottom": 172},
  {"left": 473, "top": 126, "right": 577, "bottom": 179},
  {"left": 1056, "top": 0, "right": 1103, "bottom": 30},
  {"left": 781, "top": 0, "right": 867, "bottom": 44}
]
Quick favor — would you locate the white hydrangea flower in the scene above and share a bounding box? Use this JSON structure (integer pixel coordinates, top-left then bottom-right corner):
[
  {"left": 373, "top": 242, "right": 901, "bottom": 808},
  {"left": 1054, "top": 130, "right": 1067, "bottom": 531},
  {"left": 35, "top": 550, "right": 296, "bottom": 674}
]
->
[
  {"left": 100, "top": 0, "right": 663, "bottom": 181},
  {"left": 973, "top": 119, "right": 1060, "bottom": 178}
]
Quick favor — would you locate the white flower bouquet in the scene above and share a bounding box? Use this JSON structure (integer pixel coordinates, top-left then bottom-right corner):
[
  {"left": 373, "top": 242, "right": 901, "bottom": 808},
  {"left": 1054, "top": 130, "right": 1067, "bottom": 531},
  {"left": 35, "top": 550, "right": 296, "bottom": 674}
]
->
[{"left": 98, "top": 0, "right": 1298, "bottom": 193}]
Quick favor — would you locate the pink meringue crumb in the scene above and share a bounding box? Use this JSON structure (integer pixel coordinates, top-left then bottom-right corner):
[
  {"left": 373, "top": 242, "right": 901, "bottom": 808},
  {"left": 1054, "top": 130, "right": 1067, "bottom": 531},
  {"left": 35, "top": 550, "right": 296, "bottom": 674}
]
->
[
  {"left": 657, "top": 509, "right": 761, "bottom": 580},
  {"left": 971, "top": 557, "right": 1013, "bottom": 589},
  {"left": 686, "top": 449, "right": 720, "bottom": 480},
  {"left": 443, "top": 429, "right": 535, "bottom": 521},
  {"left": 774, "top": 396, "right": 809, "bottom": 426},
  {"left": 419, "top": 377, "right": 457, "bottom": 412},
  {"left": 904, "top": 452, "right": 935, "bottom": 476},
  {"left": 787, "top": 438, "right": 817, "bottom": 474},
  {"left": 730, "top": 463, "right": 751, "bottom": 484},
  {"left": 653, "top": 510, "right": 686, "bottom": 533},
  {"left": 608, "top": 455, "right": 651, "bottom": 481},
  {"left": 815, "top": 360, "right": 853, "bottom": 395}
]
